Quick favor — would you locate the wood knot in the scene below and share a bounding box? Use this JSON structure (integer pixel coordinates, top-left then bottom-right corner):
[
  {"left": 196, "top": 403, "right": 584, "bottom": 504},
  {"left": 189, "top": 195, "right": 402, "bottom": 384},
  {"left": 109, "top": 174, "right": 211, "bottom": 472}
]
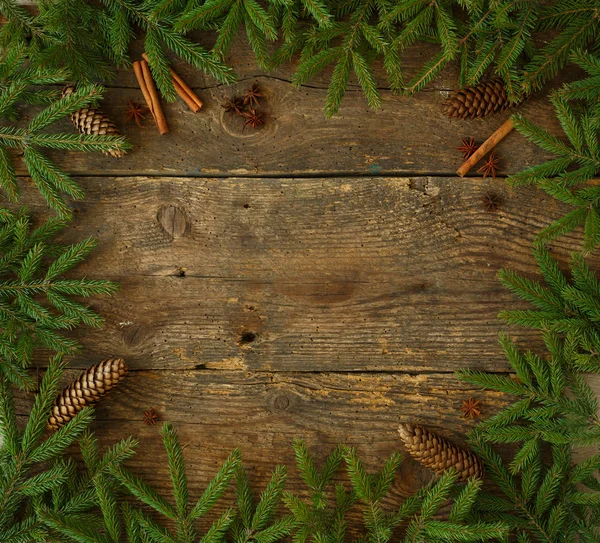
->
[
  {"left": 266, "top": 389, "right": 293, "bottom": 412},
  {"left": 273, "top": 394, "right": 290, "bottom": 410},
  {"left": 157, "top": 205, "right": 188, "bottom": 238},
  {"left": 123, "top": 324, "right": 148, "bottom": 347}
]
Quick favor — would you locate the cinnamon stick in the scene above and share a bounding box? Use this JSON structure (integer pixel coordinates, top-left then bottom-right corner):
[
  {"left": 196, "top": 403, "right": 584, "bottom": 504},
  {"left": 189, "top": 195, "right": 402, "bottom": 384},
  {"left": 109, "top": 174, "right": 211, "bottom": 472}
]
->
[
  {"left": 140, "top": 60, "right": 169, "bottom": 135},
  {"left": 132, "top": 61, "right": 154, "bottom": 116},
  {"left": 142, "top": 53, "right": 203, "bottom": 112},
  {"left": 457, "top": 118, "right": 515, "bottom": 177},
  {"left": 173, "top": 79, "right": 202, "bottom": 113}
]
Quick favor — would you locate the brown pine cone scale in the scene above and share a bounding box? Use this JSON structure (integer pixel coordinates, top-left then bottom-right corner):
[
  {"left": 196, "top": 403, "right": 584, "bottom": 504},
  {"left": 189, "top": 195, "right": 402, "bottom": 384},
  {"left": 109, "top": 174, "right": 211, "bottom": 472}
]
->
[
  {"left": 62, "top": 85, "right": 125, "bottom": 158},
  {"left": 48, "top": 358, "right": 128, "bottom": 430},
  {"left": 398, "top": 423, "right": 483, "bottom": 482},
  {"left": 443, "top": 79, "right": 514, "bottom": 120}
]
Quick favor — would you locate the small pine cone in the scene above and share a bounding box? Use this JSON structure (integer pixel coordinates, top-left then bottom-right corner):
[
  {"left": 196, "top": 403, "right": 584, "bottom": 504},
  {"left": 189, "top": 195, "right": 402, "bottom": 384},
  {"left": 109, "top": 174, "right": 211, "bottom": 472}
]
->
[
  {"left": 62, "top": 85, "right": 125, "bottom": 158},
  {"left": 48, "top": 358, "right": 128, "bottom": 430},
  {"left": 398, "top": 423, "right": 483, "bottom": 482},
  {"left": 442, "top": 79, "right": 514, "bottom": 120}
]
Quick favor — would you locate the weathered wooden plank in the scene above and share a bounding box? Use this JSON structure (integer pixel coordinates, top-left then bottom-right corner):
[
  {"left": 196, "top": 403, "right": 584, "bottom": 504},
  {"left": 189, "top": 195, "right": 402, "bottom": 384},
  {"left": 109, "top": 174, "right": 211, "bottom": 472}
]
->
[
  {"left": 23, "top": 84, "right": 558, "bottom": 177},
  {"left": 116, "top": 34, "right": 577, "bottom": 97},
  {"left": 15, "top": 370, "right": 599, "bottom": 509},
  {"left": 14, "top": 37, "right": 570, "bottom": 177},
  {"left": 114, "top": 37, "right": 473, "bottom": 91},
  {"left": 22, "top": 175, "right": 597, "bottom": 372},
  {"left": 62, "top": 273, "right": 533, "bottom": 372},
  {"left": 16, "top": 370, "right": 507, "bottom": 501}
]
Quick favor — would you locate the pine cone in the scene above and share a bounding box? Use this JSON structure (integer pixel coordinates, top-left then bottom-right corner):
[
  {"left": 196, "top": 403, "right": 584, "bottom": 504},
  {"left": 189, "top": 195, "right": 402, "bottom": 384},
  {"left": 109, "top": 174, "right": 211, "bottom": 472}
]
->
[
  {"left": 62, "top": 85, "right": 125, "bottom": 158},
  {"left": 398, "top": 423, "right": 483, "bottom": 482},
  {"left": 442, "top": 79, "right": 514, "bottom": 120},
  {"left": 48, "top": 358, "right": 128, "bottom": 430}
]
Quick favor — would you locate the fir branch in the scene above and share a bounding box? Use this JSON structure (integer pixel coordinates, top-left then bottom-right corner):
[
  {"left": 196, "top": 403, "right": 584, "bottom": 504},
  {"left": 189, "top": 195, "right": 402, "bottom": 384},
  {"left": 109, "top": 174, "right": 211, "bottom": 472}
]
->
[
  {"left": 499, "top": 246, "right": 600, "bottom": 365},
  {"left": 509, "top": 96, "right": 600, "bottom": 252},
  {"left": 230, "top": 464, "right": 293, "bottom": 542},
  {"left": 0, "top": 208, "right": 117, "bottom": 386},
  {"left": 110, "top": 424, "right": 240, "bottom": 543},
  {"left": 0, "top": 360, "right": 98, "bottom": 542},
  {"left": 284, "top": 441, "right": 355, "bottom": 541},
  {"left": 0, "top": 68, "right": 129, "bottom": 215},
  {"left": 559, "top": 50, "right": 600, "bottom": 101}
]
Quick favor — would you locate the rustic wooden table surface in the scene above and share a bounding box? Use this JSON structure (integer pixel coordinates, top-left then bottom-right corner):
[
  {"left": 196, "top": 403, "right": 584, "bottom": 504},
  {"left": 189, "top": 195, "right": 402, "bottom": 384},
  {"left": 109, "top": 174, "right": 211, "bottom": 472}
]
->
[{"left": 15, "top": 38, "right": 600, "bottom": 523}]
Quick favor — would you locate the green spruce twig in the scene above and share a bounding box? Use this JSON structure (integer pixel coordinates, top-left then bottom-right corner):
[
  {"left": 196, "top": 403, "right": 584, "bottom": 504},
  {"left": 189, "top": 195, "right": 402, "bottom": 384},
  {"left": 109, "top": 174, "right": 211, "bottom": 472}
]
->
[
  {"left": 0, "top": 51, "right": 129, "bottom": 216},
  {"left": 0, "top": 207, "right": 117, "bottom": 390}
]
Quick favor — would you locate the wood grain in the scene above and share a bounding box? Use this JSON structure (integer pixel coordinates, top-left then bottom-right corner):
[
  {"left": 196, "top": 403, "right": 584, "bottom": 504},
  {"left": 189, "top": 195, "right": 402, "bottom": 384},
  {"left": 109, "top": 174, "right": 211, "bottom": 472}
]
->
[
  {"left": 13, "top": 37, "right": 571, "bottom": 177},
  {"left": 19, "top": 175, "right": 597, "bottom": 373},
  {"left": 16, "top": 370, "right": 507, "bottom": 500},
  {"left": 15, "top": 369, "right": 599, "bottom": 515},
  {"left": 117, "top": 35, "right": 578, "bottom": 99},
  {"left": 115, "top": 37, "right": 484, "bottom": 91},
  {"left": 10, "top": 36, "right": 596, "bottom": 513},
  {"left": 20, "top": 84, "right": 557, "bottom": 177}
]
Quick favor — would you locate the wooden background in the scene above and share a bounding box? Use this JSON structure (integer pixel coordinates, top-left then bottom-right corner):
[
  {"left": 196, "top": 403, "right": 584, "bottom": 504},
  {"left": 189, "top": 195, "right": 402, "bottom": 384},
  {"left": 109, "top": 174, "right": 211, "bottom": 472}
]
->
[{"left": 15, "top": 37, "right": 600, "bottom": 526}]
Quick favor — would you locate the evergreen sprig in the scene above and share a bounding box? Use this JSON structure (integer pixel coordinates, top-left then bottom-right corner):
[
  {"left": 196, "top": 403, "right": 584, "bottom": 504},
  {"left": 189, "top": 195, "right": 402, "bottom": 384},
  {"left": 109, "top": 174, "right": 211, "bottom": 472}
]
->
[
  {"left": 0, "top": 50, "right": 130, "bottom": 216},
  {"left": 522, "top": 0, "right": 600, "bottom": 96},
  {"left": 459, "top": 329, "right": 600, "bottom": 540},
  {"left": 458, "top": 0, "right": 538, "bottom": 101},
  {"left": 175, "top": 0, "right": 280, "bottom": 72},
  {"left": 0, "top": 202, "right": 123, "bottom": 543},
  {"left": 1, "top": 0, "right": 599, "bottom": 115},
  {"left": 0, "top": 0, "right": 236, "bottom": 100},
  {"left": 287, "top": 0, "right": 395, "bottom": 116},
  {"left": 39, "top": 432, "right": 138, "bottom": 543},
  {"left": 454, "top": 239, "right": 600, "bottom": 541},
  {"left": 558, "top": 50, "right": 600, "bottom": 104},
  {"left": 459, "top": 330, "right": 600, "bottom": 449},
  {"left": 109, "top": 422, "right": 241, "bottom": 543},
  {"left": 498, "top": 245, "right": 600, "bottom": 373},
  {"left": 282, "top": 440, "right": 354, "bottom": 541},
  {"left": 0, "top": 355, "right": 128, "bottom": 543},
  {"left": 230, "top": 465, "right": 294, "bottom": 542},
  {"left": 0, "top": 207, "right": 117, "bottom": 391},
  {"left": 343, "top": 447, "right": 506, "bottom": 542},
  {"left": 98, "top": 0, "right": 236, "bottom": 100},
  {"left": 509, "top": 93, "right": 600, "bottom": 253},
  {"left": 282, "top": 440, "right": 506, "bottom": 542}
]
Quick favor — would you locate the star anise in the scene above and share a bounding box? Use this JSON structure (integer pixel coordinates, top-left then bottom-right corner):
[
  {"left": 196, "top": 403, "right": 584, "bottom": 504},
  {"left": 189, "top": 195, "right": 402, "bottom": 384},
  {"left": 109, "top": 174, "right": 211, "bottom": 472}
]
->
[
  {"left": 222, "top": 96, "right": 245, "bottom": 116},
  {"left": 143, "top": 408, "right": 159, "bottom": 426},
  {"left": 461, "top": 398, "right": 481, "bottom": 419},
  {"left": 243, "top": 83, "right": 263, "bottom": 106},
  {"left": 477, "top": 151, "right": 502, "bottom": 178},
  {"left": 482, "top": 192, "right": 502, "bottom": 212},
  {"left": 125, "top": 100, "right": 148, "bottom": 127},
  {"left": 457, "top": 137, "right": 479, "bottom": 160},
  {"left": 243, "top": 109, "right": 264, "bottom": 129}
]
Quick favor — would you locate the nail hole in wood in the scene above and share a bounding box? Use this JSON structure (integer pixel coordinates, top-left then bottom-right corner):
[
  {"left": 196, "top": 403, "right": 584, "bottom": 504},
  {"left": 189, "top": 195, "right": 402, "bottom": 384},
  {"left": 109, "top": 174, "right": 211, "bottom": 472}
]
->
[{"left": 240, "top": 331, "right": 256, "bottom": 344}]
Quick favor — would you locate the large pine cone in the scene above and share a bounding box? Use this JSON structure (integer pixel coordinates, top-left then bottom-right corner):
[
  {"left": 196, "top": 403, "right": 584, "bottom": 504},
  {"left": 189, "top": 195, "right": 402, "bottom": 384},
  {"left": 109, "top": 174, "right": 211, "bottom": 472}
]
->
[
  {"left": 398, "top": 423, "right": 483, "bottom": 482},
  {"left": 48, "top": 358, "right": 128, "bottom": 430},
  {"left": 442, "top": 79, "right": 514, "bottom": 120},
  {"left": 62, "top": 85, "right": 125, "bottom": 158}
]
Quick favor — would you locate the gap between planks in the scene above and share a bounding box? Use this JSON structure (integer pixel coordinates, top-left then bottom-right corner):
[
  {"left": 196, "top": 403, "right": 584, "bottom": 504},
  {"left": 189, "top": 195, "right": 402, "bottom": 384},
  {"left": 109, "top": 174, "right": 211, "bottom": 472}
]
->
[{"left": 14, "top": 171, "right": 485, "bottom": 179}]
